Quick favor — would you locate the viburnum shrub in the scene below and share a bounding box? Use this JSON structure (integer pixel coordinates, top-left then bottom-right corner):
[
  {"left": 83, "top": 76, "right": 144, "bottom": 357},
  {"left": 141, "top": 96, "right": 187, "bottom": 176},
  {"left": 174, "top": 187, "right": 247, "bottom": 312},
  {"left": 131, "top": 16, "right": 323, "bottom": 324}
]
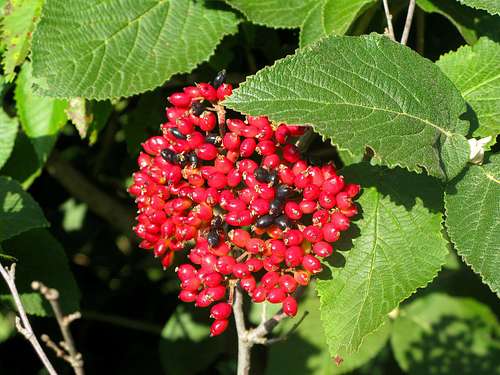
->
[{"left": 128, "top": 71, "right": 360, "bottom": 337}]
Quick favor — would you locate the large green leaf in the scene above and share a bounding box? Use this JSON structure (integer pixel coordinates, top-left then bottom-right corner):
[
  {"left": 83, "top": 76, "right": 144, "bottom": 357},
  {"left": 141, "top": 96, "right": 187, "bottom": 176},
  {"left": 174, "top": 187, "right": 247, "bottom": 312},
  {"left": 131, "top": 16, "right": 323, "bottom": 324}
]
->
[
  {"left": 31, "top": 0, "right": 240, "bottom": 99},
  {"left": 0, "top": 176, "right": 48, "bottom": 242},
  {"left": 15, "top": 62, "right": 67, "bottom": 163},
  {"left": 391, "top": 293, "right": 500, "bottom": 374},
  {"left": 0, "top": 132, "right": 43, "bottom": 189},
  {"left": 316, "top": 163, "right": 448, "bottom": 358},
  {"left": 416, "top": 0, "right": 500, "bottom": 44},
  {"left": 0, "top": 109, "right": 18, "bottom": 169},
  {"left": 266, "top": 286, "right": 391, "bottom": 374},
  {"left": 299, "top": 0, "right": 376, "bottom": 47},
  {"left": 0, "top": 229, "right": 80, "bottom": 316},
  {"left": 159, "top": 304, "right": 230, "bottom": 375},
  {"left": 1, "top": 0, "right": 44, "bottom": 82},
  {"left": 444, "top": 154, "right": 500, "bottom": 296},
  {"left": 225, "top": 34, "right": 470, "bottom": 180},
  {"left": 458, "top": 0, "right": 500, "bottom": 15},
  {"left": 224, "top": 0, "right": 316, "bottom": 28},
  {"left": 437, "top": 38, "right": 500, "bottom": 140}
]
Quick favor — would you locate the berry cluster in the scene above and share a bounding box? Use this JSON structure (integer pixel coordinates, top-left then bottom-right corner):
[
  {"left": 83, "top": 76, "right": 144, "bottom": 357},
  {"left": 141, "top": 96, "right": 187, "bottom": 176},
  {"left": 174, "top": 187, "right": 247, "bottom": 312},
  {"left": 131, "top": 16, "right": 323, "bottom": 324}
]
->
[{"left": 128, "top": 71, "right": 360, "bottom": 337}]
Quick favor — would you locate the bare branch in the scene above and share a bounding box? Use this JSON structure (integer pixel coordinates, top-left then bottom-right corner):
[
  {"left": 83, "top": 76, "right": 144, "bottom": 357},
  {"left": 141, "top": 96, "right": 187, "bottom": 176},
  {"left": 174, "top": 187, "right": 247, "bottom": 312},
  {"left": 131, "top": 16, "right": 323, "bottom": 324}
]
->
[
  {"left": 401, "top": 0, "right": 417, "bottom": 45},
  {"left": 0, "top": 262, "right": 58, "bottom": 375},
  {"left": 233, "top": 287, "right": 251, "bottom": 375},
  {"left": 382, "top": 0, "right": 396, "bottom": 41},
  {"left": 32, "top": 281, "right": 85, "bottom": 375}
]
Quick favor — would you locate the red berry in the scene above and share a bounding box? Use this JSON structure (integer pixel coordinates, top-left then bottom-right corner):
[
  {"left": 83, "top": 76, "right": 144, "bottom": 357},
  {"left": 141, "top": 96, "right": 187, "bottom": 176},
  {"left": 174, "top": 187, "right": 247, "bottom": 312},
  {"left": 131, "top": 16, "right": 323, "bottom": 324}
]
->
[
  {"left": 261, "top": 271, "right": 280, "bottom": 289},
  {"left": 303, "top": 225, "right": 323, "bottom": 243},
  {"left": 176, "top": 264, "right": 197, "bottom": 281},
  {"left": 322, "top": 223, "right": 340, "bottom": 243},
  {"left": 279, "top": 274, "right": 298, "bottom": 293},
  {"left": 240, "top": 276, "right": 257, "bottom": 293},
  {"left": 331, "top": 212, "right": 350, "bottom": 231},
  {"left": 179, "top": 290, "right": 198, "bottom": 303},
  {"left": 312, "top": 241, "right": 333, "bottom": 257},
  {"left": 217, "top": 83, "right": 232, "bottom": 100},
  {"left": 267, "top": 287, "right": 286, "bottom": 303},
  {"left": 252, "top": 286, "right": 267, "bottom": 302},
  {"left": 232, "top": 263, "right": 250, "bottom": 278},
  {"left": 284, "top": 201, "right": 303, "bottom": 220},
  {"left": 285, "top": 246, "right": 304, "bottom": 268},
  {"left": 302, "top": 254, "right": 322, "bottom": 274},
  {"left": 322, "top": 175, "right": 345, "bottom": 195},
  {"left": 197, "top": 83, "right": 218, "bottom": 101},
  {"left": 197, "top": 143, "right": 218, "bottom": 161},
  {"left": 210, "top": 319, "right": 229, "bottom": 337},
  {"left": 210, "top": 302, "right": 232, "bottom": 320},
  {"left": 169, "top": 92, "right": 191, "bottom": 107},
  {"left": 282, "top": 296, "right": 298, "bottom": 317}
]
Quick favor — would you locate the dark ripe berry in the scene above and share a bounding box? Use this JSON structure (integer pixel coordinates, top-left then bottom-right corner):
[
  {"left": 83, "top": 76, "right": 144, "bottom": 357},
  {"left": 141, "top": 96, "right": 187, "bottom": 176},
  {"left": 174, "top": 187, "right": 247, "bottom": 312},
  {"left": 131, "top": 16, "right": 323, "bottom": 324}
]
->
[
  {"left": 205, "top": 133, "right": 221, "bottom": 145},
  {"left": 276, "top": 185, "right": 292, "bottom": 200},
  {"left": 274, "top": 215, "right": 291, "bottom": 230},
  {"left": 210, "top": 319, "right": 229, "bottom": 337},
  {"left": 331, "top": 212, "right": 350, "bottom": 231},
  {"left": 160, "top": 148, "right": 175, "bottom": 162},
  {"left": 240, "top": 276, "right": 257, "bottom": 293},
  {"left": 268, "top": 170, "right": 279, "bottom": 186},
  {"left": 212, "top": 216, "right": 223, "bottom": 229},
  {"left": 176, "top": 264, "right": 197, "bottom": 281},
  {"left": 252, "top": 286, "right": 268, "bottom": 302},
  {"left": 267, "top": 287, "right": 286, "bottom": 303},
  {"left": 285, "top": 246, "right": 304, "bottom": 267},
  {"left": 169, "top": 127, "right": 187, "bottom": 140},
  {"left": 312, "top": 241, "right": 333, "bottom": 257},
  {"left": 187, "top": 153, "right": 199, "bottom": 167},
  {"left": 279, "top": 274, "right": 298, "bottom": 293},
  {"left": 269, "top": 199, "right": 284, "bottom": 217},
  {"left": 179, "top": 290, "right": 198, "bottom": 303},
  {"left": 254, "top": 167, "right": 270, "bottom": 183},
  {"left": 207, "top": 230, "right": 220, "bottom": 247},
  {"left": 322, "top": 223, "right": 340, "bottom": 243},
  {"left": 282, "top": 296, "right": 298, "bottom": 317},
  {"left": 302, "top": 254, "right": 322, "bottom": 274},
  {"left": 210, "top": 302, "right": 232, "bottom": 320},
  {"left": 173, "top": 153, "right": 187, "bottom": 167},
  {"left": 261, "top": 271, "right": 280, "bottom": 289},
  {"left": 255, "top": 215, "right": 274, "bottom": 228},
  {"left": 213, "top": 69, "right": 226, "bottom": 88},
  {"left": 191, "top": 101, "right": 205, "bottom": 116}
]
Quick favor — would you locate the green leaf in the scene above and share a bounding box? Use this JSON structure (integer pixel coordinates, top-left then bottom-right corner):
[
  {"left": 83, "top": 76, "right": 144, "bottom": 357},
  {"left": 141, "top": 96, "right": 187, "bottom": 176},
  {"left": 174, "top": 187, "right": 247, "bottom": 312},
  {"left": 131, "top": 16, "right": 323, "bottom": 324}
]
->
[
  {"left": 299, "top": 0, "right": 376, "bottom": 47},
  {"left": 266, "top": 286, "right": 391, "bottom": 374},
  {"left": 159, "top": 304, "right": 230, "bottom": 375},
  {"left": 0, "top": 312, "right": 14, "bottom": 343},
  {"left": 225, "top": 34, "right": 470, "bottom": 180},
  {"left": 65, "top": 98, "right": 92, "bottom": 139},
  {"left": 0, "top": 176, "right": 48, "bottom": 242},
  {"left": 0, "top": 131, "right": 42, "bottom": 188},
  {"left": 87, "top": 100, "right": 113, "bottom": 145},
  {"left": 458, "top": 0, "right": 500, "bottom": 15},
  {"left": 391, "top": 293, "right": 500, "bottom": 374},
  {"left": 1, "top": 0, "right": 44, "bottom": 82},
  {"left": 416, "top": 0, "right": 500, "bottom": 44},
  {"left": 0, "top": 229, "right": 80, "bottom": 316},
  {"left": 224, "top": 0, "right": 316, "bottom": 28},
  {"left": 31, "top": 0, "right": 240, "bottom": 99},
  {"left": 437, "top": 38, "right": 500, "bottom": 140},
  {"left": 0, "top": 109, "right": 18, "bottom": 169},
  {"left": 15, "top": 62, "right": 67, "bottom": 163},
  {"left": 316, "top": 163, "right": 449, "bottom": 358},
  {"left": 59, "top": 199, "right": 87, "bottom": 232},
  {"left": 444, "top": 155, "right": 500, "bottom": 296}
]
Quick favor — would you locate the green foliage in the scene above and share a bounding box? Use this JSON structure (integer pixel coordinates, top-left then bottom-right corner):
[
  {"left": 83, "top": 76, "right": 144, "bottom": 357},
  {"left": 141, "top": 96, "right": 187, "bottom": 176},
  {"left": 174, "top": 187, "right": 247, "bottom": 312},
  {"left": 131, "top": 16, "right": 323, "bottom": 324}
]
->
[
  {"left": 225, "top": 34, "right": 470, "bottom": 180},
  {"left": 159, "top": 304, "right": 230, "bottom": 375},
  {"left": 437, "top": 37, "right": 500, "bottom": 141},
  {"left": 444, "top": 155, "right": 500, "bottom": 296},
  {"left": 15, "top": 62, "right": 67, "bottom": 163},
  {"left": 0, "top": 109, "right": 18, "bottom": 169},
  {"left": 458, "top": 0, "right": 500, "bottom": 15},
  {"left": 391, "top": 293, "right": 500, "bottom": 374},
  {"left": 0, "top": 229, "right": 80, "bottom": 315},
  {"left": 1, "top": 0, "right": 44, "bottom": 82},
  {"left": 300, "top": 0, "right": 376, "bottom": 47},
  {"left": 224, "top": 0, "right": 316, "bottom": 28},
  {"left": 316, "top": 163, "right": 448, "bottom": 357},
  {"left": 266, "top": 287, "right": 391, "bottom": 374},
  {"left": 416, "top": 0, "right": 500, "bottom": 44},
  {"left": 0, "top": 312, "right": 13, "bottom": 343},
  {"left": 31, "top": 0, "right": 240, "bottom": 99},
  {"left": 0, "top": 176, "right": 47, "bottom": 242}
]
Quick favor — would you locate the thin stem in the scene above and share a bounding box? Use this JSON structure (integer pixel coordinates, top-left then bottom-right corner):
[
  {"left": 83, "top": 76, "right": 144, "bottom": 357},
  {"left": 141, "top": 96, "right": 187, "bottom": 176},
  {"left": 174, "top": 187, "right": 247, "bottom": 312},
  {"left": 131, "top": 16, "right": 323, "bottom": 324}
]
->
[
  {"left": 382, "top": 0, "right": 396, "bottom": 41},
  {"left": 400, "top": 0, "right": 416, "bottom": 45},
  {"left": 0, "top": 262, "right": 57, "bottom": 375},
  {"left": 32, "top": 282, "right": 84, "bottom": 375},
  {"left": 233, "top": 287, "right": 251, "bottom": 375}
]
